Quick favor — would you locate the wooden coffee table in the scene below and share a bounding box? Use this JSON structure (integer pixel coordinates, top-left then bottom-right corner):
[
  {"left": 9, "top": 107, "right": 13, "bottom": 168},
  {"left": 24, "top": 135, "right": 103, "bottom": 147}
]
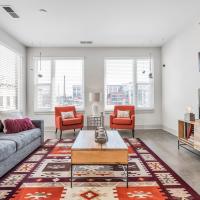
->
[{"left": 71, "top": 130, "right": 128, "bottom": 187}]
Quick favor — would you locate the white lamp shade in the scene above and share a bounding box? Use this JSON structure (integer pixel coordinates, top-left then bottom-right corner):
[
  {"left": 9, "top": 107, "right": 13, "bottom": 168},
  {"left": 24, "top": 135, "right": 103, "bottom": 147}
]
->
[
  {"left": 89, "top": 92, "right": 100, "bottom": 102},
  {"left": 186, "top": 106, "right": 192, "bottom": 113}
]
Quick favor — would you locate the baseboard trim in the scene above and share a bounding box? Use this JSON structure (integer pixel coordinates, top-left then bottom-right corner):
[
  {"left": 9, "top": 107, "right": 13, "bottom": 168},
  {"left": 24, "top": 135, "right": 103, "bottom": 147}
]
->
[
  {"left": 162, "top": 126, "right": 177, "bottom": 136},
  {"left": 135, "top": 124, "right": 162, "bottom": 130}
]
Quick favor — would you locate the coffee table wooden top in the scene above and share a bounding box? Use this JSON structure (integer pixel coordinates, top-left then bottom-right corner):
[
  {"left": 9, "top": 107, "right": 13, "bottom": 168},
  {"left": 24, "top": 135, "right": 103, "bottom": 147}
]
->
[{"left": 72, "top": 130, "right": 128, "bottom": 151}]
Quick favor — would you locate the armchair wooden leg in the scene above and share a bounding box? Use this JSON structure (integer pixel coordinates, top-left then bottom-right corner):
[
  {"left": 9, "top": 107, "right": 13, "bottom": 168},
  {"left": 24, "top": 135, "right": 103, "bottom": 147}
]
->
[
  {"left": 60, "top": 130, "right": 63, "bottom": 140},
  {"left": 74, "top": 129, "right": 76, "bottom": 136},
  {"left": 55, "top": 128, "right": 58, "bottom": 134},
  {"left": 132, "top": 129, "right": 135, "bottom": 138}
]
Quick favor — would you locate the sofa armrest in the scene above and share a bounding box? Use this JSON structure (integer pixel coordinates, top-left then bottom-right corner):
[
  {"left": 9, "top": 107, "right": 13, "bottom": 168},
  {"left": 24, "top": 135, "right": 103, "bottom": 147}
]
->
[
  {"left": 77, "top": 113, "right": 84, "bottom": 121},
  {"left": 131, "top": 114, "right": 135, "bottom": 120},
  {"left": 76, "top": 113, "right": 84, "bottom": 120},
  {"left": 32, "top": 120, "right": 44, "bottom": 143}
]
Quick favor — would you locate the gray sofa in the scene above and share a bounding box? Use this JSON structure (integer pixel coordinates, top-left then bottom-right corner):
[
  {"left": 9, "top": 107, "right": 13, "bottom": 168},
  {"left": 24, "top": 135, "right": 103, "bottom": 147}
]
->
[{"left": 0, "top": 120, "right": 44, "bottom": 177}]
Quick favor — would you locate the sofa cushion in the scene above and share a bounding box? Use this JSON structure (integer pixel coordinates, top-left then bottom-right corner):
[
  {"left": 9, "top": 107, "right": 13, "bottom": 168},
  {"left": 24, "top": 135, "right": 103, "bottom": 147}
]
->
[
  {"left": 62, "top": 118, "right": 82, "bottom": 126},
  {"left": 0, "top": 128, "right": 41, "bottom": 150},
  {"left": 113, "top": 118, "right": 132, "bottom": 125},
  {"left": 0, "top": 140, "right": 16, "bottom": 162}
]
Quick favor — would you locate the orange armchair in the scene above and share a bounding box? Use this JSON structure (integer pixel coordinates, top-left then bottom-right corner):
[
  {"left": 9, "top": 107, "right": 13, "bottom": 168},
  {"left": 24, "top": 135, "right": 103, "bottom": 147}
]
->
[
  {"left": 55, "top": 106, "right": 84, "bottom": 139},
  {"left": 110, "top": 105, "right": 135, "bottom": 137}
]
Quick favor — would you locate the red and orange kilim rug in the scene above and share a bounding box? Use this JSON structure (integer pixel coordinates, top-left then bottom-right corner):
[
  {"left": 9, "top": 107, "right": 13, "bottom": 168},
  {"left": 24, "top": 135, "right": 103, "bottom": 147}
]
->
[{"left": 0, "top": 138, "right": 199, "bottom": 200}]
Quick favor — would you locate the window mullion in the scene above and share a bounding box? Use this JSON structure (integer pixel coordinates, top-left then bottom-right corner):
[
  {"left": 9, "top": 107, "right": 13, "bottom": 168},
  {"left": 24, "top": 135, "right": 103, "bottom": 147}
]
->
[
  {"left": 134, "top": 59, "right": 137, "bottom": 108},
  {"left": 51, "top": 59, "right": 55, "bottom": 110}
]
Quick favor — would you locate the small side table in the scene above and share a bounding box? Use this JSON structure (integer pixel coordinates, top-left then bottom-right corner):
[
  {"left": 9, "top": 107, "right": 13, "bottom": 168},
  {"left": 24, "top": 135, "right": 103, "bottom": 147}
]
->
[{"left": 87, "top": 112, "right": 104, "bottom": 129}]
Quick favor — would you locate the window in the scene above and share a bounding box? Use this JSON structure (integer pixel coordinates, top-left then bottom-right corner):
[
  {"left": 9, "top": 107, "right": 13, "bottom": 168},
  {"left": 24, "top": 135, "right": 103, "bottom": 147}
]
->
[
  {"left": 104, "top": 58, "right": 154, "bottom": 110},
  {"left": 0, "top": 44, "right": 22, "bottom": 111},
  {"left": 35, "top": 58, "right": 84, "bottom": 112},
  {"left": 104, "top": 59, "right": 134, "bottom": 110}
]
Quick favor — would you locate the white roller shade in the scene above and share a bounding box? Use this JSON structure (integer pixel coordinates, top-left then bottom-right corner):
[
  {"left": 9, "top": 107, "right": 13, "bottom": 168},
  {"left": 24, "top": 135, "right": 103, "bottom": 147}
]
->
[
  {"left": 0, "top": 44, "right": 21, "bottom": 111},
  {"left": 104, "top": 59, "right": 134, "bottom": 110}
]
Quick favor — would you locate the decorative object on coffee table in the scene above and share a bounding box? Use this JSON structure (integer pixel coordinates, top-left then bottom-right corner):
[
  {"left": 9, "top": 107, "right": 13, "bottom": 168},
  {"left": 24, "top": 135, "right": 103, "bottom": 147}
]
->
[
  {"left": 95, "top": 127, "right": 108, "bottom": 144},
  {"left": 87, "top": 112, "right": 104, "bottom": 130}
]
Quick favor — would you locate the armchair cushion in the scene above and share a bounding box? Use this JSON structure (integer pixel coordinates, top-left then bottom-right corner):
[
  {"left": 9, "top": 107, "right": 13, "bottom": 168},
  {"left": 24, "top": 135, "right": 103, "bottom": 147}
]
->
[
  {"left": 117, "top": 110, "right": 130, "bottom": 118},
  {"left": 62, "top": 118, "right": 82, "bottom": 126},
  {"left": 61, "top": 111, "right": 74, "bottom": 119},
  {"left": 113, "top": 117, "right": 132, "bottom": 125},
  {"left": 114, "top": 105, "right": 134, "bottom": 117},
  {"left": 55, "top": 106, "right": 77, "bottom": 118}
]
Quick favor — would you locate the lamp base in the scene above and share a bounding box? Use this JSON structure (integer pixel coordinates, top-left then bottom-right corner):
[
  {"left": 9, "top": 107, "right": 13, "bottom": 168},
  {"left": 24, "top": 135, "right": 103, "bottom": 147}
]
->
[{"left": 91, "top": 102, "right": 99, "bottom": 116}]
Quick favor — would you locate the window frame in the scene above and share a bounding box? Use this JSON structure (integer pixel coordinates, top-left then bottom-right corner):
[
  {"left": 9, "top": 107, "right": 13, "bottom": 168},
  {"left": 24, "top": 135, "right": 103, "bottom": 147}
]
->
[
  {"left": 0, "top": 41, "right": 23, "bottom": 112},
  {"left": 34, "top": 57, "right": 85, "bottom": 113},
  {"left": 104, "top": 57, "right": 154, "bottom": 111}
]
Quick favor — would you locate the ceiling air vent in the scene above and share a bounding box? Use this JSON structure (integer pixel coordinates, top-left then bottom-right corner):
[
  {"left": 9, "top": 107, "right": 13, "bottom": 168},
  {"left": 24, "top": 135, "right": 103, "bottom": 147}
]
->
[
  {"left": 2, "top": 6, "right": 19, "bottom": 18},
  {"left": 80, "top": 41, "right": 93, "bottom": 45}
]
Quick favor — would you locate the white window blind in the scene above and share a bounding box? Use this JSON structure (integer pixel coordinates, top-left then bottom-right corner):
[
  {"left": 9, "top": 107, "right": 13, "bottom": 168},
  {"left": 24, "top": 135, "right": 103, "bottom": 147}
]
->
[
  {"left": 105, "top": 59, "right": 134, "bottom": 110},
  {"left": 35, "top": 58, "right": 84, "bottom": 112},
  {"left": 105, "top": 58, "right": 154, "bottom": 110},
  {"left": 0, "top": 44, "right": 21, "bottom": 111}
]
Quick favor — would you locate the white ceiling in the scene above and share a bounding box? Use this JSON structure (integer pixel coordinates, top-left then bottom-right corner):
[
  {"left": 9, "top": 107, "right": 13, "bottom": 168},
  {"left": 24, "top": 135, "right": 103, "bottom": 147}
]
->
[{"left": 0, "top": 0, "right": 200, "bottom": 47}]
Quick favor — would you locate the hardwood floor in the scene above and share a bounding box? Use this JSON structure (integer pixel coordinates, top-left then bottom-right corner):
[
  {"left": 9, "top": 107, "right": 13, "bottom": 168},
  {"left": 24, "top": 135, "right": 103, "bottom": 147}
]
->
[{"left": 45, "top": 129, "right": 200, "bottom": 194}]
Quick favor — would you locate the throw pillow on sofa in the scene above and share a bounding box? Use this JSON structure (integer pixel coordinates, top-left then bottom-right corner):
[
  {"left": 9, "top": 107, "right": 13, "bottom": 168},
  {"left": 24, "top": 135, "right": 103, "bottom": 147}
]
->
[
  {"left": 4, "top": 117, "right": 35, "bottom": 134},
  {"left": 0, "top": 111, "right": 23, "bottom": 132}
]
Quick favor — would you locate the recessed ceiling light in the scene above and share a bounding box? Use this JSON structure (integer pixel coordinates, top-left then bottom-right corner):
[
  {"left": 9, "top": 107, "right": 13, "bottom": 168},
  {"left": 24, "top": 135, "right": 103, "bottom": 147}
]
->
[{"left": 39, "top": 9, "right": 47, "bottom": 13}]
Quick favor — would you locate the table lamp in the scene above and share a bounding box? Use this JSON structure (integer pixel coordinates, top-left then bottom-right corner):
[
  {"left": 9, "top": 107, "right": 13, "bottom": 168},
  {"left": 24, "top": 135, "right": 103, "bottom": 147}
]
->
[
  {"left": 89, "top": 92, "right": 100, "bottom": 116},
  {"left": 184, "top": 106, "right": 195, "bottom": 122}
]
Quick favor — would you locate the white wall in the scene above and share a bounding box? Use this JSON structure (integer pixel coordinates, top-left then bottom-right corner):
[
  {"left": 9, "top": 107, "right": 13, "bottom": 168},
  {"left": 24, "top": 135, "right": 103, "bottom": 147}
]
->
[
  {"left": 0, "top": 28, "right": 26, "bottom": 113},
  {"left": 27, "top": 47, "right": 162, "bottom": 129},
  {"left": 162, "top": 23, "right": 200, "bottom": 135}
]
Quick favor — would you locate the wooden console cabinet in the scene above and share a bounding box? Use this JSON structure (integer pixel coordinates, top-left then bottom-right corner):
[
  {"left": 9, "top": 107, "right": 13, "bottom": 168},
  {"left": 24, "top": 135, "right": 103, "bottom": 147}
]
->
[{"left": 178, "top": 120, "right": 200, "bottom": 153}]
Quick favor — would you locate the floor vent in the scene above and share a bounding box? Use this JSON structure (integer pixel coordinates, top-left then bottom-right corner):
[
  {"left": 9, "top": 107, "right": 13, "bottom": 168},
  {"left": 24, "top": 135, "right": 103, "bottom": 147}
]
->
[{"left": 80, "top": 41, "right": 93, "bottom": 45}]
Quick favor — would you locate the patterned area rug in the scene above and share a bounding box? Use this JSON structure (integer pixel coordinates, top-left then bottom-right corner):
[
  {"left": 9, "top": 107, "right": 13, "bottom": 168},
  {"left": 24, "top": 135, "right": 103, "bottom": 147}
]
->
[{"left": 0, "top": 138, "right": 199, "bottom": 200}]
